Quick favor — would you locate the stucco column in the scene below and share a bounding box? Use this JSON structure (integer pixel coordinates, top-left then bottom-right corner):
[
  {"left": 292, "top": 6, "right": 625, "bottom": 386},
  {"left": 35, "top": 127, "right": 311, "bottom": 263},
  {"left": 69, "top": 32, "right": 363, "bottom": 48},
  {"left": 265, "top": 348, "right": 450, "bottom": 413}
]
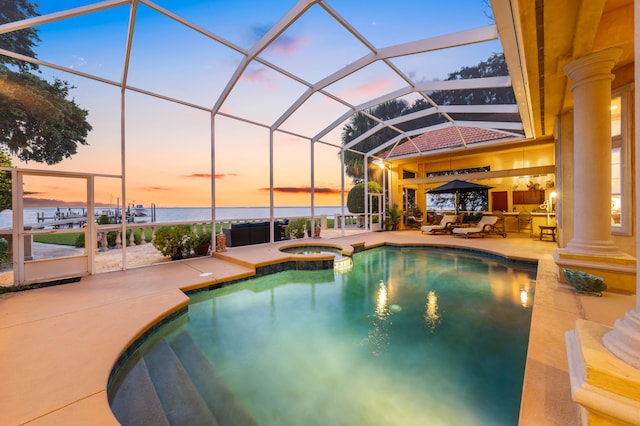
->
[
  {"left": 601, "top": 38, "right": 640, "bottom": 370},
  {"left": 563, "top": 48, "right": 622, "bottom": 256},
  {"left": 562, "top": 34, "right": 640, "bottom": 426}
]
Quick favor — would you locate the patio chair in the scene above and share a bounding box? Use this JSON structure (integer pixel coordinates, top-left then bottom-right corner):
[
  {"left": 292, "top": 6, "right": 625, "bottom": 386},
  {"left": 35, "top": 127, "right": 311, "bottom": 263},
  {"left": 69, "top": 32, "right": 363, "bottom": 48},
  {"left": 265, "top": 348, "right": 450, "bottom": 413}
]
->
[
  {"left": 452, "top": 215, "right": 498, "bottom": 238},
  {"left": 427, "top": 213, "right": 443, "bottom": 225},
  {"left": 421, "top": 214, "right": 457, "bottom": 234},
  {"left": 487, "top": 211, "right": 507, "bottom": 237},
  {"left": 518, "top": 210, "right": 533, "bottom": 235},
  {"left": 406, "top": 215, "right": 424, "bottom": 228}
]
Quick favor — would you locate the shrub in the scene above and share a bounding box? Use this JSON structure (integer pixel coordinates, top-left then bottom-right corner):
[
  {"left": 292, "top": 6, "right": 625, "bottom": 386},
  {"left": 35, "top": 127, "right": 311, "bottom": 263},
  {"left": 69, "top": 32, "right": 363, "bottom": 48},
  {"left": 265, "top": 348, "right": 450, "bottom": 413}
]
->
[
  {"left": 75, "top": 229, "right": 140, "bottom": 248},
  {"left": 152, "top": 225, "right": 197, "bottom": 260},
  {"left": 75, "top": 233, "right": 85, "bottom": 248},
  {"left": 284, "top": 218, "right": 308, "bottom": 239},
  {"left": 346, "top": 181, "right": 382, "bottom": 214},
  {"left": 0, "top": 238, "right": 8, "bottom": 266}
]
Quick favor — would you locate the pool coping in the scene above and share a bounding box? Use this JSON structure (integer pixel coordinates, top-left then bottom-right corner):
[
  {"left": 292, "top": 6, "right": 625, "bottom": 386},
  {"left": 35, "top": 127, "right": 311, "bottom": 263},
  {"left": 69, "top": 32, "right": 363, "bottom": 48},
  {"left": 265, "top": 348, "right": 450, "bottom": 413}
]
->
[{"left": 0, "top": 231, "right": 635, "bottom": 425}]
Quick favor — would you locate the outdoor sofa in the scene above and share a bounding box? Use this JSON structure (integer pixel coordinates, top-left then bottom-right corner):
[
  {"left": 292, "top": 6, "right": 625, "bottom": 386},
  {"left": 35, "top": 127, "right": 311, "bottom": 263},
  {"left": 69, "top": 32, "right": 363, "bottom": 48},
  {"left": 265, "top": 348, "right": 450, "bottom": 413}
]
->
[{"left": 223, "top": 221, "right": 287, "bottom": 247}]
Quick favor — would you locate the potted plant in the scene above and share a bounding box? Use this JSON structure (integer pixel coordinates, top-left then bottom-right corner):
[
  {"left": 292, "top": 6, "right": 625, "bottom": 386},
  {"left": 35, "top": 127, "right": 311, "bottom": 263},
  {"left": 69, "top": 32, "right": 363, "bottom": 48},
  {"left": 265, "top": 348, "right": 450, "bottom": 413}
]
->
[
  {"left": 196, "top": 230, "right": 212, "bottom": 256},
  {"left": 385, "top": 203, "right": 402, "bottom": 230}
]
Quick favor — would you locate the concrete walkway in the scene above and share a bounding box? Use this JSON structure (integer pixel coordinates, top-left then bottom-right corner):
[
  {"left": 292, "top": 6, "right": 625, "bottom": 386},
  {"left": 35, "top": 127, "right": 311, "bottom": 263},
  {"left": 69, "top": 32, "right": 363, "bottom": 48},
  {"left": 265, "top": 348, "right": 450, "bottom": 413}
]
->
[{"left": 0, "top": 231, "right": 635, "bottom": 425}]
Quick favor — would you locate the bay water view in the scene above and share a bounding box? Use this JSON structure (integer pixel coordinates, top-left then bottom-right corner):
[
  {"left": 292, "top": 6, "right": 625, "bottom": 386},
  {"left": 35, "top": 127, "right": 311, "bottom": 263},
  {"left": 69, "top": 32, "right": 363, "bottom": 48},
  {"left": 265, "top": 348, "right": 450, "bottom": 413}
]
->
[{"left": 0, "top": 206, "right": 350, "bottom": 229}]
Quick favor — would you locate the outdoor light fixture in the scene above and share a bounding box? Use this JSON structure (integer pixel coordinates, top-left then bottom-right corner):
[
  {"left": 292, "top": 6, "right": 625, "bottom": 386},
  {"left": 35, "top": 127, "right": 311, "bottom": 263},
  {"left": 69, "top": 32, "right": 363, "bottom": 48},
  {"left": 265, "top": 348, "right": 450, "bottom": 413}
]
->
[
  {"left": 547, "top": 191, "right": 557, "bottom": 225},
  {"left": 373, "top": 158, "right": 385, "bottom": 169}
]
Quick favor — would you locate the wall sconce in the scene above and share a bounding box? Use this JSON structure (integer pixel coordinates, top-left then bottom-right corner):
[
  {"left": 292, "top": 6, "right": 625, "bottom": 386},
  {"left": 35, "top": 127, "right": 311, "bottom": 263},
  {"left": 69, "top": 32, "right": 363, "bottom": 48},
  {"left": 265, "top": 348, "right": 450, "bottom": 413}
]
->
[
  {"left": 549, "top": 191, "right": 557, "bottom": 212},
  {"left": 373, "top": 159, "right": 386, "bottom": 169},
  {"left": 547, "top": 191, "right": 557, "bottom": 226}
]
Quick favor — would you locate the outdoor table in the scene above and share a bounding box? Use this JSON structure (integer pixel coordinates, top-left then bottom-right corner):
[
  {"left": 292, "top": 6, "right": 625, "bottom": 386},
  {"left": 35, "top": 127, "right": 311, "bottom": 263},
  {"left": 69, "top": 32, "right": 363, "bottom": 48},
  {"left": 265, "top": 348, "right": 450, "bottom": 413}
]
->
[{"left": 539, "top": 225, "right": 557, "bottom": 241}]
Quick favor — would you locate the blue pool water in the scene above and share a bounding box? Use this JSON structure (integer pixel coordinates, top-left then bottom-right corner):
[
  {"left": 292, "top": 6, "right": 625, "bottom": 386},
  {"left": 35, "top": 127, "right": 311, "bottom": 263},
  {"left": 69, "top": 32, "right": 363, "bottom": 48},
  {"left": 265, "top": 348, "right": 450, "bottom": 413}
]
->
[{"left": 111, "top": 247, "right": 536, "bottom": 425}]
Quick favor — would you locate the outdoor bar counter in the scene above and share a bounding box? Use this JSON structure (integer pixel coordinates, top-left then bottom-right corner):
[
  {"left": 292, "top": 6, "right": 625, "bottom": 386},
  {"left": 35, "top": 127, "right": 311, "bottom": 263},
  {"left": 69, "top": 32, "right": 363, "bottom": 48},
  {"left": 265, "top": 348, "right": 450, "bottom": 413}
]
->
[{"left": 491, "top": 211, "right": 556, "bottom": 235}]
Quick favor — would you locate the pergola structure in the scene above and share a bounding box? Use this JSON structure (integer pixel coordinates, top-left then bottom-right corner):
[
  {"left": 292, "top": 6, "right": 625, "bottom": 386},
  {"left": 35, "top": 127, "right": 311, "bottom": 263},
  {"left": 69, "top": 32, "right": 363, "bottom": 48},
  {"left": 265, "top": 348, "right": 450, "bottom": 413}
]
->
[{"left": 0, "top": 0, "right": 534, "bottom": 245}]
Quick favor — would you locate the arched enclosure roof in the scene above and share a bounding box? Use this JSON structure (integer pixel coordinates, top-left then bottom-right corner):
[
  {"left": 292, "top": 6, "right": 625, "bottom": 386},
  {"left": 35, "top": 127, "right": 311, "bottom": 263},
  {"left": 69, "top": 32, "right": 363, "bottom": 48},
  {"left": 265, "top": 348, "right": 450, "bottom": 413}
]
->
[{"left": 0, "top": 0, "right": 528, "bottom": 163}]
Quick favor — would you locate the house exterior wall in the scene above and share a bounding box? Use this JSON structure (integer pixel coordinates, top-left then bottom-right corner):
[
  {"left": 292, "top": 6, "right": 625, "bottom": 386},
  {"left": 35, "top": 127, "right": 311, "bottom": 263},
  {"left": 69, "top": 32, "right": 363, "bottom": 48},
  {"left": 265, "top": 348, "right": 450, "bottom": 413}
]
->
[
  {"left": 390, "top": 143, "right": 555, "bottom": 225},
  {"left": 386, "top": 62, "right": 635, "bottom": 260}
]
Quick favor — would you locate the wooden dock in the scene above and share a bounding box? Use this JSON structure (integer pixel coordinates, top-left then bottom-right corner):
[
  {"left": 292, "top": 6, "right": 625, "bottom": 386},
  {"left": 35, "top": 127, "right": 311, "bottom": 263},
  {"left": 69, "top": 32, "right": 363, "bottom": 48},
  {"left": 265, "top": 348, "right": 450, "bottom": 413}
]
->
[{"left": 28, "top": 217, "right": 88, "bottom": 230}]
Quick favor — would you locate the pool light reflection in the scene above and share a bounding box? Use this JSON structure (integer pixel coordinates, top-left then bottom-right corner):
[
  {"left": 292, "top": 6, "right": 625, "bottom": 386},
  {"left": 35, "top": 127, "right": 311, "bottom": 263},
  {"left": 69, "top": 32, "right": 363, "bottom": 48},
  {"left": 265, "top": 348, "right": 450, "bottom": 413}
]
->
[
  {"left": 424, "top": 290, "right": 441, "bottom": 331},
  {"left": 519, "top": 289, "right": 527, "bottom": 307},
  {"left": 376, "top": 280, "right": 388, "bottom": 318}
]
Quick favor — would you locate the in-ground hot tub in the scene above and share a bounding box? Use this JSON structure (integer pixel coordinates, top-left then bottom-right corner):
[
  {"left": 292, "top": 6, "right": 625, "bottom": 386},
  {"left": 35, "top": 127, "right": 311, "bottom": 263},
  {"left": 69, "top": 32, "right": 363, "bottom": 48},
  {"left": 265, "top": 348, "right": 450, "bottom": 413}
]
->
[{"left": 279, "top": 244, "right": 353, "bottom": 270}]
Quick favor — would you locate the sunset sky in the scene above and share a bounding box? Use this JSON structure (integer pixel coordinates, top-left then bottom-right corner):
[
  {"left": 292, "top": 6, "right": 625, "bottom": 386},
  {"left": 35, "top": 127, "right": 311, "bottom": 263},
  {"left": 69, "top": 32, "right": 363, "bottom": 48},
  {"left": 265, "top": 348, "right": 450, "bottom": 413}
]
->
[{"left": 6, "top": 0, "right": 502, "bottom": 208}]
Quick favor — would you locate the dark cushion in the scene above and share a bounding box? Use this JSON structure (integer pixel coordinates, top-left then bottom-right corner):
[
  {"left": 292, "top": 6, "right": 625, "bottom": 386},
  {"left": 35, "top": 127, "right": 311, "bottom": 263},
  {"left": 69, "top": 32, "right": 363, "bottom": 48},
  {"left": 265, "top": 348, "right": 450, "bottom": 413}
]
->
[{"left": 224, "top": 222, "right": 284, "bottom": 247}]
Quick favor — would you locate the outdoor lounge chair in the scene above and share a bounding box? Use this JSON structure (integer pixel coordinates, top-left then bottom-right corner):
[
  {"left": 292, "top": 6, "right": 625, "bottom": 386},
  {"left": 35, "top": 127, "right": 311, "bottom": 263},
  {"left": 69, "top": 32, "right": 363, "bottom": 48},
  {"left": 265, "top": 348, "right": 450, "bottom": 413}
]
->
[
  {"left": 421, "top": 214, "right": 457, "bottom": 234},
  {"left": 452, "top": 215, "right": 498, "bottom": 238},
  {"left": 406, "top": 215, "right": 424, "bottom": 228}
]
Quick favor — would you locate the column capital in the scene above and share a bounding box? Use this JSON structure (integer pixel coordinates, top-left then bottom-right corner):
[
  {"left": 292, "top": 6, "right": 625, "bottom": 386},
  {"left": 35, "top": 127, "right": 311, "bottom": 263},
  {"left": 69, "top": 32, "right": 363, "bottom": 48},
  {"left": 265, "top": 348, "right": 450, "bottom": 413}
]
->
[{"left": 564, "top": 48, "right": 623, "bottom": 90}]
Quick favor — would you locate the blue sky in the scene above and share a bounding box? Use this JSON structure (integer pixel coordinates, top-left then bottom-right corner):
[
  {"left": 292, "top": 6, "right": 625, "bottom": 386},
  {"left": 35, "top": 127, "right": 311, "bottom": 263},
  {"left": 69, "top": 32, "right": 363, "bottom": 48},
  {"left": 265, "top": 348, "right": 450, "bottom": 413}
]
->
[{"left": 10, "top": 0, "right": 503, "bottom": 207}]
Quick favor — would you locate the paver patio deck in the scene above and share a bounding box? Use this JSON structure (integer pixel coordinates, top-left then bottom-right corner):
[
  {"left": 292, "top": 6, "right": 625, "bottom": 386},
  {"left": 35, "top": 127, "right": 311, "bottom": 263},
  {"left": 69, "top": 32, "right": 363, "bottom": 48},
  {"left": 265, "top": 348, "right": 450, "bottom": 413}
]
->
[{"left": 0, "top": 230, "right": 635, "bottom": 425}]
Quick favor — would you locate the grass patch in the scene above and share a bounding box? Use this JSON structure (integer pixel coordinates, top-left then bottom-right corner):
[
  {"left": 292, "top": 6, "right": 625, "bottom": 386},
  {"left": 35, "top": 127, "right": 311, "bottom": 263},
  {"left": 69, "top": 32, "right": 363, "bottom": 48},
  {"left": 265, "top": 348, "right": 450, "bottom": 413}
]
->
[
  {"left": 33, "top": 233, "right": 81, "bottom": 246},
  {"left": 31, "top": 225, "right": 215, "bottom": 247}
]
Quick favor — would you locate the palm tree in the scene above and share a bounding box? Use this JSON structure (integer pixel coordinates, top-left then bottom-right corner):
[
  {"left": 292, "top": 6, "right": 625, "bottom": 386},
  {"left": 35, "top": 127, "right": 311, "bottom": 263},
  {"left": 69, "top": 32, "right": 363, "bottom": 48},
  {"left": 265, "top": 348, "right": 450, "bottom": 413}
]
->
[{"left": 341, "top": 99, "right": 408, "bottom": 182}]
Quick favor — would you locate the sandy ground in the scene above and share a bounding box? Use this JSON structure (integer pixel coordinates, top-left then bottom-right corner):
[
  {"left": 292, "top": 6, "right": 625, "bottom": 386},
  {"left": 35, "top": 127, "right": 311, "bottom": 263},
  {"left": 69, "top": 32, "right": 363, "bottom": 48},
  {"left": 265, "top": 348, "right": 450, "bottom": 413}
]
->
[{"left": 0, "top": 243, "right": 170, "bottom": 286}]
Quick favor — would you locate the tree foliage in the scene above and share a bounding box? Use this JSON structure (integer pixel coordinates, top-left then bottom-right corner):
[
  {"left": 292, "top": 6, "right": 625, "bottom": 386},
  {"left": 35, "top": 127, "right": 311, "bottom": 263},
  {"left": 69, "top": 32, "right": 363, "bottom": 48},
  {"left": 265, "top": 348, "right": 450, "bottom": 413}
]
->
[
  {"left": 346, "top": 181, "right": 382, "bottom": 214},
  {"left": 428, "top": 53, "right": 515, "bottom": 106},
  {"left": 0, "top": 151, "right": 11, "bottom": 212},
  {"left": 341, "top": 99, "right": 407, "bottom": 182},
  {"left": 0, "top": 0, "right": 40, "bottom": 72},
  {"left": 0, "top": 0, "right": 92, "bottom": 164},
  {"left": 0, "top": 69, "right": 92, "bottom": 164}
]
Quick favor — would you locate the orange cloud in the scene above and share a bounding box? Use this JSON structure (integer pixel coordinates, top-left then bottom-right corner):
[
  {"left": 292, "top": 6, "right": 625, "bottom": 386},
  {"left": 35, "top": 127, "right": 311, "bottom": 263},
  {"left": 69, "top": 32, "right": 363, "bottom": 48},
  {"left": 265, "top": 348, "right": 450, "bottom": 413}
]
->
[
  {"left": 23, "top": 197, "right": 111, "bottom": 207},
  {"left": 139, "top": 186, "right": 172, "bottom": 191},
  {"left": 263, "top": 186, "right": 344, "bottom": 195},
  {"left": 183, "top": 173, "right": 239, "bottom": 179},
  {"left": 336, "top": 77, "right": 394, "bottom": 101}
]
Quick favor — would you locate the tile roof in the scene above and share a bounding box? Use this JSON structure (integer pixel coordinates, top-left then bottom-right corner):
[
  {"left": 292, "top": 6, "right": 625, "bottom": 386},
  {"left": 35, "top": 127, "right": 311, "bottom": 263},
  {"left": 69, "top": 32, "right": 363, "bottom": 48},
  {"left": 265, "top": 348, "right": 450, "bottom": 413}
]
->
[{"left": 380, "top": 126, "right": 514, "bottom": 158}]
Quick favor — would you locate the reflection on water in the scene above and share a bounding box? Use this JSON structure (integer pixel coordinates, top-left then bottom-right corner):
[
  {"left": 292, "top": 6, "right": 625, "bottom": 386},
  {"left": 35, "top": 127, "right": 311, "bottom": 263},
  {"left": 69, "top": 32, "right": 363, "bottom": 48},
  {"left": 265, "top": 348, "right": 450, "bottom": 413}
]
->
[
  {"left": 366, "top": 280, "right": 390, "bottom": 356},
  {"left": 520, "top": 287, "right": 529, "bottom": 307},
  {"left": 376, "top": 280, "right": 387, "bottom": 318},
  {"left": 424, "top": 290, "right": 441, "bottom": 332}
]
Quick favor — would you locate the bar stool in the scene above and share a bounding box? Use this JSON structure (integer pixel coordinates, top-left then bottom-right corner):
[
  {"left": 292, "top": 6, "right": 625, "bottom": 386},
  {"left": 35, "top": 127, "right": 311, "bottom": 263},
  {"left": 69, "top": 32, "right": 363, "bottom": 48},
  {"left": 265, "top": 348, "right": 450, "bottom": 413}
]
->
[{"left": 517, "top": 211, "right": 532, "bottom": 236}]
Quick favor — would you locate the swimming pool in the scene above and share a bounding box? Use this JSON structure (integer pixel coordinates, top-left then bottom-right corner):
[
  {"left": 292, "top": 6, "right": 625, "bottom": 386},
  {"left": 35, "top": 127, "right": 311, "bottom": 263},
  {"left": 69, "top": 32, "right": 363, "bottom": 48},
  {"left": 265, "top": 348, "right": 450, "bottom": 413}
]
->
[{"left": 109, "top": 246, "right": 536, "bottom": 425}]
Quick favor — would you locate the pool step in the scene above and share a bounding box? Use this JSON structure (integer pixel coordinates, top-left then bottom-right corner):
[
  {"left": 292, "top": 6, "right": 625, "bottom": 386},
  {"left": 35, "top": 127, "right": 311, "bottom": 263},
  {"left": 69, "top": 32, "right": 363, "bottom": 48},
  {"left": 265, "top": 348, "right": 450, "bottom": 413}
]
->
[
  {"left": 109, "top": 352, "right": 170, "bottom": 425},
  {"left": 169, "top": 332, "right": 258, "bottom": 426},
  {"left": 144, "top": 338, "right": 219, "bottom": 425}
]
